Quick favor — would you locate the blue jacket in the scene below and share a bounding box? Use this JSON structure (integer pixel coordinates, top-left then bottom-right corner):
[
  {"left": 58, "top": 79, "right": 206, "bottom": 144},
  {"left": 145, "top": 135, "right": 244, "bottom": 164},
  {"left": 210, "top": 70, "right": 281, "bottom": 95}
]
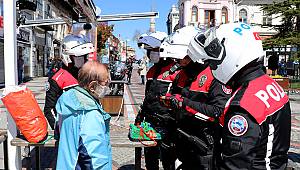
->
[{"left": 55, "top": 86, "right": 112, "bottom": 170}]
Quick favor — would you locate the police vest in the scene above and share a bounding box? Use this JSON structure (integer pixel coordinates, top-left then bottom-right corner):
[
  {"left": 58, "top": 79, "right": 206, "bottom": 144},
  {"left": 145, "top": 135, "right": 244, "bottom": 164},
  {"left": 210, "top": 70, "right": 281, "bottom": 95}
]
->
[
  {"left": 52, "top": 68, "right": 78, "bottom": 90},
  {"left": 184, "top": 67, "right": 216, "bottom": 122},
  {"left": 146, "top": 62, "right": 179, "bottom": 82},
  {"left": 220, "top": 75, "right": 289, "bottom": 126}
]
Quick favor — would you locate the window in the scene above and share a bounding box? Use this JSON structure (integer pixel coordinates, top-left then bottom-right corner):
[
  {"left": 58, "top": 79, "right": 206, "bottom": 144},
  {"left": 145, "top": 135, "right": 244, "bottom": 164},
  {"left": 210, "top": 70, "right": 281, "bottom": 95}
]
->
[
  {"left": 205, "top": 10, "right": 209, "bottom": 25},
  {"left": 221, "top": 7, "right": 228, "bottom": 24},
  {"left": 262, "top": 11, "right": 272, "bottom": 26},
  {"left": 191, "top": 6, "right": 198, "bottom": 22},
  {"left": 180, "top": 3, "right": 184, "bottom": 27},
  {"left": 239, "top": 9, "right": 247, "bottom": 23},
  {"left": 36, "top": 0, "right": 43, "bottom": 19},
  {"left": 204, "top": 10, "right": 215, "bottom": 27},
  {"left": 44, "top": 4, "right": 52, "bottom": 19}
]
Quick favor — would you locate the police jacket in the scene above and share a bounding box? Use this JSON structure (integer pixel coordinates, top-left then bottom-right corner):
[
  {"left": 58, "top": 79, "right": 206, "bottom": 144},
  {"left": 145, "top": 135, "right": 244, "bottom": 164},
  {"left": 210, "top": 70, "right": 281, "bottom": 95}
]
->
[
  {"left": 219, "top": 68, "right": 291, "bottom": 170},
  {"left": 44, "top": 68, "right": 78, "bottom": 129},
  {"left": 173, "top": 63, "right": 231, "bottom": 129},
  {"left": 171, "top": 63, "right": 231, "bottom": 169},
  {"left": 138, "top": 59, "right": 181, "bottom": 125}
]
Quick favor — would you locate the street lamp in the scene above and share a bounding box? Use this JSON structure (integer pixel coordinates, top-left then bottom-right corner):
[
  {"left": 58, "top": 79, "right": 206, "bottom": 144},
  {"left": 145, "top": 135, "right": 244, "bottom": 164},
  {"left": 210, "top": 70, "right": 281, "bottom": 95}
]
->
[{"left": 125, "top": 39, "right": 130, "bottom": 60}]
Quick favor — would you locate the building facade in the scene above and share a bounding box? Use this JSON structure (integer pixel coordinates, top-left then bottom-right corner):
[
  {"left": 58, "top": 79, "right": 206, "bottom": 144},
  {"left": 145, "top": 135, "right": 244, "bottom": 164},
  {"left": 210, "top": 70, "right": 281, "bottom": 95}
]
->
[
  {"left": 166, "top": 4, "right": 180, "bottom": 35},
  {"left": 178, "top": 0, "right": 235, "bottom": 30},
  {"left": 177, "top": 0, "right": 282, "bottom": 35},
  {"left": 0, "top": 0, "right": 95, "bottom": 86}
]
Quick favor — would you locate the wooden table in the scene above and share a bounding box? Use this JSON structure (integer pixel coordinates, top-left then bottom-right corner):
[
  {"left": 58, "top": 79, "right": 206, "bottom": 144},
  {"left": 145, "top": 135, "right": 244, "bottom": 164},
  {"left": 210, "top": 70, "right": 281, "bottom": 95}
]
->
[{"left": 11, "top": 130, "right": 154, "bottom": 170}]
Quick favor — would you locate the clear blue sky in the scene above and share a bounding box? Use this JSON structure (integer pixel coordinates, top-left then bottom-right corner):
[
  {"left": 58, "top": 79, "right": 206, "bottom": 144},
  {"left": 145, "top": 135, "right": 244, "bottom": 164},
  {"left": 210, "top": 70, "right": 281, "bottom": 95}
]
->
[{"left": 94, "top": 0, "right": 178, "bottom": 59}]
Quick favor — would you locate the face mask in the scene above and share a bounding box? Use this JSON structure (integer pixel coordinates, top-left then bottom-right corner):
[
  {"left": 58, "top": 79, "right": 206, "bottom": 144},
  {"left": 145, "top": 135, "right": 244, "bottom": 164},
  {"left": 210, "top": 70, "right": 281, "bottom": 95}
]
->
[
  {"left": 94, "top": 84, "right": 111, "bottom": 99},
  {"left": 73, "top": 56, "right": 85, "bottom": 68},
  {"left": 150, "top": 51, "right": 160, "bottom": 63}
]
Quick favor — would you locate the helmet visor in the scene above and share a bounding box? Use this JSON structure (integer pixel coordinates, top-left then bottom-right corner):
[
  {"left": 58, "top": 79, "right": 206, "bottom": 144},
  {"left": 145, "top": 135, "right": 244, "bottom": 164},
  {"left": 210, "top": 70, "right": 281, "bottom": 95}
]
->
[{"left": 193, "top": 29, "right": 224, "bottom": 61}]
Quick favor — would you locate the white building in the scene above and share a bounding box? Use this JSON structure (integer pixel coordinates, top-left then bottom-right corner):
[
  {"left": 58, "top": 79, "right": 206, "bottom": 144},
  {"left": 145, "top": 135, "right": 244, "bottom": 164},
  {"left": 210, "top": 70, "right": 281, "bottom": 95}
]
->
[
  {"left": 166, "top": 4, "right": 180, "bottom": 35},
  {"left": 177, "top": 0, "right": 283, "bottom": 35},
  {"left": 178, "top": 0, "right": 235, "bottom": 31}
]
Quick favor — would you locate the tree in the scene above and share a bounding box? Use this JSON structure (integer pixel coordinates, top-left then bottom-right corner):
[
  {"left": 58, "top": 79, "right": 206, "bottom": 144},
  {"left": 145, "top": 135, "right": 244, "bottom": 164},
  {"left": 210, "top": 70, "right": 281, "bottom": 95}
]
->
[
  {"left": 262, "top": 0, "right": 300, "bottom": 60},
  {"left": 97, "top": 23, "right": 114, "bottom": 53}
]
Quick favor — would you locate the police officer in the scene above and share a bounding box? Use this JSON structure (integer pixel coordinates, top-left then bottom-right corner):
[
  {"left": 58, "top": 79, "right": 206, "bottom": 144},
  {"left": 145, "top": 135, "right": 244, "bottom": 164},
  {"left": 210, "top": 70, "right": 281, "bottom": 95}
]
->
[
  {"left": 44, "top": 34, "right": 94, "bottom": 129},
  {"left": 135, "top": 31, "right": 185, "bottom": 170},
  {"left": 160, "top": 34, "right": 232, "bottom": 169},
  {"left": 159, "top": 26, "right": 211, "bottom": 169},
  {"left": 188, "top": 23, "right": 291, "bottom": 169}
]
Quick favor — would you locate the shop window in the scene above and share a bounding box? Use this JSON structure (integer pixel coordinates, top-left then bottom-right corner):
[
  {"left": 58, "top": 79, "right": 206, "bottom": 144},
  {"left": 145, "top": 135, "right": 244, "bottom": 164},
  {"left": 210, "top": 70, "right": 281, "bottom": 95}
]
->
[{"left": 239, "top": 9, "right": 247, "bottom": 23}]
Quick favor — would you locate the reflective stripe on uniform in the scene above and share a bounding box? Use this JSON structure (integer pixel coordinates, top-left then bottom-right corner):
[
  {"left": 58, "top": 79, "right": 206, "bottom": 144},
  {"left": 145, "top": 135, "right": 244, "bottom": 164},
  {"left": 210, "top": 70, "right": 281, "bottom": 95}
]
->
[{"left": 265, "top": 124, "right": 274, "bottom": 170}]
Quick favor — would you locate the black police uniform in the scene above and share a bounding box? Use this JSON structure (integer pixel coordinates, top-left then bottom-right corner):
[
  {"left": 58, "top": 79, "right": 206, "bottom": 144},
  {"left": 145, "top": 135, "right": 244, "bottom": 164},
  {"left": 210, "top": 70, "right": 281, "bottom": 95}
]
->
[
  {"left": 219, "top": 68, "right": 291, "bottom": 170},
  {"left": 44, "top": 67, "right": 78, "bottom": 129},
  {"left": 135, "top": 59, "right": 181, "bottom": 170},
  {"left": 171, "top": 62, "right": 231, "bottom": 170}
]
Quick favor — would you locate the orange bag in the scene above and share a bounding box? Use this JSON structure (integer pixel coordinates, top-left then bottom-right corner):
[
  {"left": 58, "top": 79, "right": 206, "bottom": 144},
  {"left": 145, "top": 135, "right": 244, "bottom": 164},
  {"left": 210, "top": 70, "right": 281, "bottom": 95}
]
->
[{"left": 1, "top": 86, "right": 48, "bottom": 143}]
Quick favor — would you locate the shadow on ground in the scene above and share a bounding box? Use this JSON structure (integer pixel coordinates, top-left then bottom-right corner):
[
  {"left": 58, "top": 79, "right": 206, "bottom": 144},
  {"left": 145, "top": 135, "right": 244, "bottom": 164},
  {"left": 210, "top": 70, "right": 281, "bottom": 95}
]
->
[
  {"left": 118, "top": 164, "right": 145, "bottom": 170},
  {"left": 22, "top": 147, "right": 57, "bottom": 170}
]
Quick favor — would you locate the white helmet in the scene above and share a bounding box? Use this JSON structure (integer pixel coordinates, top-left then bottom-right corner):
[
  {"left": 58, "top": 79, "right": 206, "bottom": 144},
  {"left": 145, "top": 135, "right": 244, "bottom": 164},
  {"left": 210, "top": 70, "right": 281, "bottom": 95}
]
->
[
  {"left": 160, "top": 26, "right": 200, "bottom": 60},
  {"left": 188, "top": 23, "right": 264, "bottom": 84},
  {"left": 61, "top": 34, "right": 94, "bottom": 66},
  {"left": 137, "top": 31, "right": 168, "bottom": 49}
]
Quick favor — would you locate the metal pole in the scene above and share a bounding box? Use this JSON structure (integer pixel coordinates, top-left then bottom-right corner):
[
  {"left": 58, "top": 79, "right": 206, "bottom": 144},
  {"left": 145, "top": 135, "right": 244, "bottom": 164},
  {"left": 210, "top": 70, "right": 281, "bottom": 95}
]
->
[
  {"left": 126, "top": 40, "right": 128, "bottom": 59},
  {"left": 4, "top": 0, "right": 22, "bottom": 169}
]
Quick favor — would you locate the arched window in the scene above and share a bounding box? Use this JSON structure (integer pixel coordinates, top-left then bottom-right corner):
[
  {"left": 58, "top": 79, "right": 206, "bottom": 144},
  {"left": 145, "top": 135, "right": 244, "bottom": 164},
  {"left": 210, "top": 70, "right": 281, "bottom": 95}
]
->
[
  {"left": 221, "top": 7, "right": 228, "bottom": 24},
  {"left": 239, "top": 9, "right": 247, "bottom": 23},
  {"left": 191, "top": 6, "right": 198, "bottom": 22}
]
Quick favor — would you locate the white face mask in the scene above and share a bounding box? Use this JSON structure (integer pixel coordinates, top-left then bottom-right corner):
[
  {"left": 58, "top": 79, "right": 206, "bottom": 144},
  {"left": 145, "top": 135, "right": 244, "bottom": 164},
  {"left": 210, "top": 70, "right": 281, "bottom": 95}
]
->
[
  {"left": 150, "top": 51, "right": 160, "bottom": 63},
  {"left": 73, "top": 56, "right": 85, "bottom": 68},
  {"left": 94, "top": 84, "right": 111, "bottom": 99}
]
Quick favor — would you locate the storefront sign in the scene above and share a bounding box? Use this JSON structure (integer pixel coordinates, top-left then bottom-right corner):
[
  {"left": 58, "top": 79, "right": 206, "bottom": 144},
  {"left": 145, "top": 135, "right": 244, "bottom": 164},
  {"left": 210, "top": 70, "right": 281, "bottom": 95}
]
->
[{"left": 17, "top": 28, "right": 30, "bottom": 42}]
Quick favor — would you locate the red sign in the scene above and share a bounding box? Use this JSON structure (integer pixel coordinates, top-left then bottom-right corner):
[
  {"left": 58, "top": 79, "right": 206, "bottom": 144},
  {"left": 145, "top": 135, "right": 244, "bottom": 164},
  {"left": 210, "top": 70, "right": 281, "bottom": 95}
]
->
[
  {"left": 0, "top": 16, "right": 3, "bottom": 29},
  {"left": 253, "top": 32, "right": 261, "bottom": 40}
]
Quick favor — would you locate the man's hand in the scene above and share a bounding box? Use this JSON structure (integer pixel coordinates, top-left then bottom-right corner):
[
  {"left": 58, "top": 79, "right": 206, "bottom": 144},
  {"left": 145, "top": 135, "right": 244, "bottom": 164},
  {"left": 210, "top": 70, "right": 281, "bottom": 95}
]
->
[{"left": 160, "top": 93, "right": 184, "bottom": 109}]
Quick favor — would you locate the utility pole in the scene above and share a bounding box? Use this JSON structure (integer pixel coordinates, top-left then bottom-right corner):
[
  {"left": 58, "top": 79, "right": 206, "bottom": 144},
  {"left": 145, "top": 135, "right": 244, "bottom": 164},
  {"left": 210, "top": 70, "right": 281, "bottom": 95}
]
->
[
  {"left": 4, "top": 0, "right": 22, "bottom": 169},
  {"left": 125, "top": 40, "right": 128, "bottom": 60}
]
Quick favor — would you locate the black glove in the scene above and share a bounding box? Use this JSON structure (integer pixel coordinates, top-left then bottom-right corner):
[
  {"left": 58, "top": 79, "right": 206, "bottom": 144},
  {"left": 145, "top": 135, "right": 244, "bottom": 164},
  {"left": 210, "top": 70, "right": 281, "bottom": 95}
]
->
[{"left": 134, "top": 107, "right": 144, "bottom": 125}]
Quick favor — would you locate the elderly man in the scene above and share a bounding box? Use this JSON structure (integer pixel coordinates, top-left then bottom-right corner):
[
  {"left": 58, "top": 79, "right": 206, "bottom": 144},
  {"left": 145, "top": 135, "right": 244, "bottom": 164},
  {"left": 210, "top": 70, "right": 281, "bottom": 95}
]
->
[{"left": 55, "top": 61, "right": 112, "bottom": 170}]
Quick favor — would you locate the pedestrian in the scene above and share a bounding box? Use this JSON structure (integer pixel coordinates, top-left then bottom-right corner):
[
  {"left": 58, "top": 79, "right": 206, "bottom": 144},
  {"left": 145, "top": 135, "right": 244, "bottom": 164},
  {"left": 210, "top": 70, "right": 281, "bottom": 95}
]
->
[
  {"left": 188, "top": 23, "right": 291, "bottom": 169},
  {"left": 17, "top": 55, "right": 24, "bottom": 84},
  {"left": 44, "top": 33, "right": 94, "bottom": 130},
  {"left": 138, "top": 57, "right": 147, "bottom": 85},
  {"left": 209, "top": 19, "right": 216, "bottom": 28},
  {"left": 160, "top": 26, "right": 231, "bottom": 170},
  {"left": 126, "top": 58, "right": 133, "bottom": 84},
  {"left": 135, "top": 31, "right": 182, "bottom": 170},
  {"left": 278, "top": 59, "right": 287, "bottom": 77},
  {"left": 55, "top": 61, "right": 112, "bottom": 170}
]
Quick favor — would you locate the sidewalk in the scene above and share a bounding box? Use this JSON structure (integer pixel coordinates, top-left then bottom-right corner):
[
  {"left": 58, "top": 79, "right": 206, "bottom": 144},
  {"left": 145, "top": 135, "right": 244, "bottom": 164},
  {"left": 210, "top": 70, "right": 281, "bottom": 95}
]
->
[{"left": 0, "top": 67, "right": 300, "bottom": 169}]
